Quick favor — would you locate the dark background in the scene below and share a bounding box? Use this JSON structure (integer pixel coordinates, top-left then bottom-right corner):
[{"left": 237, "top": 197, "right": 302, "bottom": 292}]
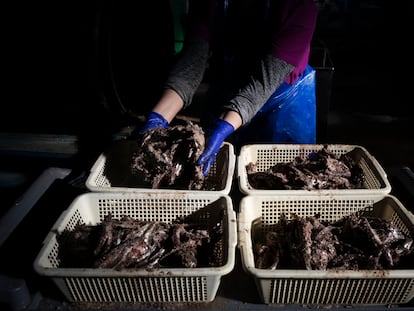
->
[
  {"left": 1, "top": 1, "right": 175, "bottom": 135},
  {"left": 2, "top": 1, "right": 412, "bottom": 131}
]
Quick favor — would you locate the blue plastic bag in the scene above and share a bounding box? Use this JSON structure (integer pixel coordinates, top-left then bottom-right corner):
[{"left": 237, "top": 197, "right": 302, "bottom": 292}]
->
[{"left": 231, "top": 64, "right": 316, "bottom": 149}]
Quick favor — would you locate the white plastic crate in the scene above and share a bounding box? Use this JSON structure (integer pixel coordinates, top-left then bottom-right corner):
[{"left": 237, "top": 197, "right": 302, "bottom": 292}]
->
[
  {"left": 34, "top": 192, "right": 237, "bottom": 304},
  {"left": 237, "top": 144, "right": 391, "bottom": 196},
  {"left": 86, "top": 141, "right": 235, "bottom": 195},
  {"left": 238, "top": 194, "right": 414, "bottom": 306}
]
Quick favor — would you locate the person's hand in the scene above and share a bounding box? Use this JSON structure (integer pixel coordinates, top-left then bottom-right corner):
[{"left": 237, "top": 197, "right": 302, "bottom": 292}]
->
[
  {"left": 139, "top": 112, "right": 169, "bottom": 135},
  {"left": 197, "top": 118, "right": 234, "bottom": 176}
]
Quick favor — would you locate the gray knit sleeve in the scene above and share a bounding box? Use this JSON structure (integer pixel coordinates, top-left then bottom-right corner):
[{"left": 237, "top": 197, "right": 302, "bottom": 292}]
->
[
  {"left": 164, "top": 39, "right": 209, "bottom": 108},
  {"left": 223, "top": 55, "right": 294, "bottom": 125}
]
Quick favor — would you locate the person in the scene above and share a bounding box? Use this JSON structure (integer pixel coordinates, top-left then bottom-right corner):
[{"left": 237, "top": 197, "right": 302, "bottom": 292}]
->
[{"left": 138, "top": 0, "right": 318, "bottom": 176}]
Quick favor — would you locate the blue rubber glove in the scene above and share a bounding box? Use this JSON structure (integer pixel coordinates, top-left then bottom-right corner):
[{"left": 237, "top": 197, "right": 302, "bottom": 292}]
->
[
  {"left": 139, "top": 112, "right": 169, "bottom": 135},
  {"left": 197, "top": 118, "right": 234, "bottom": 176}
]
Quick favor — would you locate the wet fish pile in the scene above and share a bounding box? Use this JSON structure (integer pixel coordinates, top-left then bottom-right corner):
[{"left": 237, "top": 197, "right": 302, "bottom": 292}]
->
[
  {"left": 246, "top": 145, "right": 365, "bottom": 190},
  {"left": 254, "top": 213, "right": 414, "bottom": 270},
  {"left": 131, "top": 121, "right": 206, "bottom": 190},
  {"left": 58, "top": 213, "right": 222, "bottom": 270}
]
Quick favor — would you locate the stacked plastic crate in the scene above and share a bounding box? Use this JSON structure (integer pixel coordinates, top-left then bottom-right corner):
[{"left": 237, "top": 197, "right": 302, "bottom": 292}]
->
[
  {"left": 33, "top": 141, "right": 237, "bottom": 304},
  {"left": 236, "top": 144, "right": 414, "bottom": 306}
]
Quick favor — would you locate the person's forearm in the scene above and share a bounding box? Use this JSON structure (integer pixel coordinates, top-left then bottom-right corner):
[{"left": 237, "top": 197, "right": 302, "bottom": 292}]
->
[
  {"left": 220, "top": 110, "right": 242, "bottom": 131},
  {"left": 152, "top": 89, "right": 184, "bottom": 123},
  {"left": 165, "top": 39, "right": 209, "bottom": 109}
]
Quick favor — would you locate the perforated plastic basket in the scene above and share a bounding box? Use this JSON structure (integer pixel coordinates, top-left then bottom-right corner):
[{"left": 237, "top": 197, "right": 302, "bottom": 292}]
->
[
  {"left": 34, "top": 192, "right": 237, "bottom": 304},
  {"left": 238, "top": 194, "right": 414, "bottom": 306},
  {"left": 237, "top": 144, "right": 391, "bottom": 196},
  {"left": 86, "top": 141, "right": 235, "bottom": 195}
]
